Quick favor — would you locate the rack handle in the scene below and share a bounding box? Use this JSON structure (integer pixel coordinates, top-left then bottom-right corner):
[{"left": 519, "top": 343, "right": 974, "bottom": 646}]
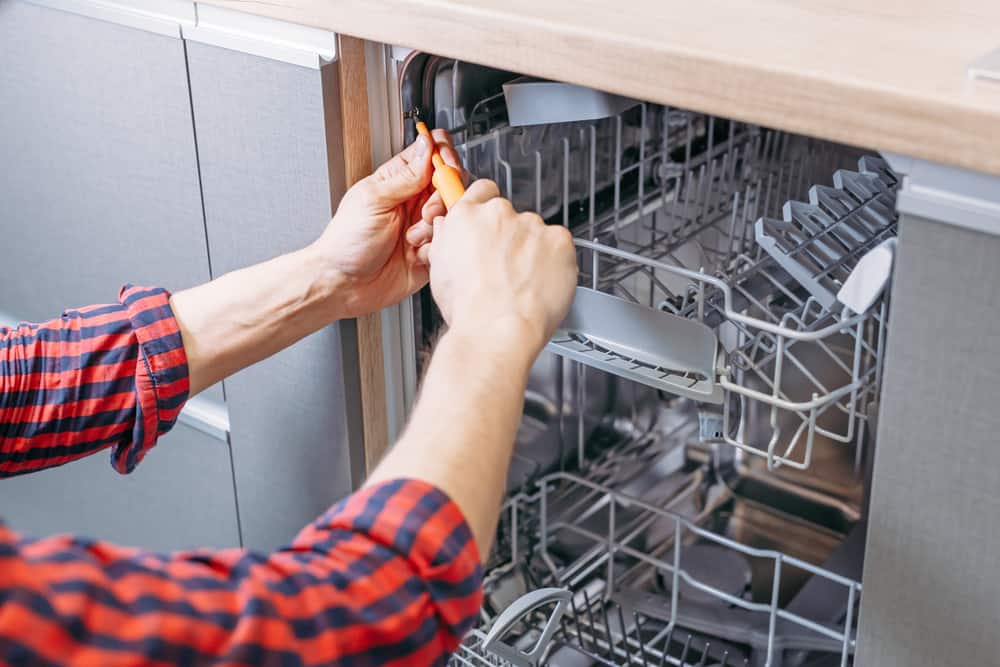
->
[
  {"left": 482, "top": 587, "right": 572, "bottom": 667},
  {"left": 416, "top": 121, "right": 465, "bottom": 210}
]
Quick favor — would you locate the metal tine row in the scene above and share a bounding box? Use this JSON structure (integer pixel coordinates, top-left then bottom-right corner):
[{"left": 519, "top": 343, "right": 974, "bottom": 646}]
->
[{"left": 561, "top": 589, "right": 747, "bottom": 667}]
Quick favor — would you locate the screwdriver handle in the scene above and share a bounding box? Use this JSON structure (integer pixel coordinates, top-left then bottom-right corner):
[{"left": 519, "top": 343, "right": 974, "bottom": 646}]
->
[{"left": 416, "top": 121, "right": 465, "bottom": 210}]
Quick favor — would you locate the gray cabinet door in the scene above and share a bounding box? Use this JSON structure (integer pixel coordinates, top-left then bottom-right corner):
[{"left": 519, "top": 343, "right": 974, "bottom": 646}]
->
[
  {"left": 185, "top": 42, "right": 364, "bottom": 551},
  {"left": 0, "top": 2, "right": 210, "bottom": 321},
  {"left": 0, "top": 2, "right": 237, "bottom": 548},
  {"left": 0, "top": 422, "right": 240, "bottom": 550}
]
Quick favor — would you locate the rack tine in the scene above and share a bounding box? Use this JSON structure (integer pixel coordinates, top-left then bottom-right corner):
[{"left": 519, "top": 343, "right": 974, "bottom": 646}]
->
[
  {"left": 601, "top": 601, "right": 616, "bottom": 662},
  {"left": 657, "top": 626, "right": 675, "bottom": 667},
  {"left": 678, "top": 634, "right": 693, "bottom": 665},
  {"left": 582, "top": 589, "right": 601, "bottom": 655},
  {"left": 720, "top": 650, "right": 730, "bottom": 666},
  {"left": 616, "top": 604, "right": 635, "bottom": 666},
  {"left": 696, "top": 642, "right": 711, "bottom": 667},
  {"left": 569, "top": 591, "right": 587, "bottom": 651},
  {"left": 633, "top": 611, "right": 649, "bottom": 667}
]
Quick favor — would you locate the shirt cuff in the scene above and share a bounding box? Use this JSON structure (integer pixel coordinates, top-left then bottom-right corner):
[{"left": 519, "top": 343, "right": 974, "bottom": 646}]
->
[
  {"left": 110, "top": 284, "right": 190, "bottom": 474},
  {"left": 293, "top": 478, "right": 484, "bottom": 648}
]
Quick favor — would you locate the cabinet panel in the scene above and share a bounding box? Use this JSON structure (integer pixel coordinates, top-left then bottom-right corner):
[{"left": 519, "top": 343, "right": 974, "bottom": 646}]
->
[
  {"left": 185, "top": 41, "right": 362, "bottom": 551},
  {"left": 0, "top": 423, "right": 240, "bottom": 550},
  {"left": 857, "top": 215, "right": 1000, "bottom": 666},
  {"left": 0, "top": 2, "right": 224, "bottom": 404},
  {"left": 0, "top": 2, "right": 210, "bottom": 315},
  {"left": 0, "top": 2, "right": 235, "bottom": 546}
]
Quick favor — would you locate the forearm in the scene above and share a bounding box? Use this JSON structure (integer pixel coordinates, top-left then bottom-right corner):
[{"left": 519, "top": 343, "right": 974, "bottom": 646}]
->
[
  {"left": 169, "top": 243, "right": 347, "bottom": 396},
  {"left": 366, "top": 325, "right": 537, "bottom": 559}
]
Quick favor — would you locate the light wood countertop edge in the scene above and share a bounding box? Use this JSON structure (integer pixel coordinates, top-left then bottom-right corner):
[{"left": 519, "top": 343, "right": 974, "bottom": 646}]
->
[{"left": 203, "top": 0, "right": 1000, "bottom": 177}]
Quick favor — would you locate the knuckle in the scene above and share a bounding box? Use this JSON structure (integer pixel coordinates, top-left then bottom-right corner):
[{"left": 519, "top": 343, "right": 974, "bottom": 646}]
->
[
  {"left": 548, "top": 225, "right": 574, "bottom": 248},
  {"left": 470, "top": 178, "right": 500, "bottom": 198},
  {"left": 353, "top": 179, "right": 380, "bottom": 203},
  {"left": 519, "top": 212, "right": 545, "bottom": 227},
  {"left": 487, "top": 197, "right": 513, "bottom": 216}
]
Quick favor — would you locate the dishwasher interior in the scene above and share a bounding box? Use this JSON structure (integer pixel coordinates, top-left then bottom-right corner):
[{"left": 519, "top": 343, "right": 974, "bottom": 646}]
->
[{"left": 398, "top": 55, "right": 895, "bottom": 667}]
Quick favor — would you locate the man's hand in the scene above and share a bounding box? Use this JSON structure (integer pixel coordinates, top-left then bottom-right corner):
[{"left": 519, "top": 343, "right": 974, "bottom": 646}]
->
[
  {"left": 314, "top": 130, "right": 461, "bottom": 320},
  {"left": 425, "top": 179, "right": 578, "bottom": 357},
  {"left": 171, "top": 132, "right": 462, "bottom": 396},
  {"left": 366, "top": 180, "right": 577, "bottom": 556}
]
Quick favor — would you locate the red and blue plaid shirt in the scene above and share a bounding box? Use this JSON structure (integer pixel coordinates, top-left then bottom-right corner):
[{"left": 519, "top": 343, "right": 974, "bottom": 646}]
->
[{"left": 0, "top": 285, "right": 483, "bottom": 665}]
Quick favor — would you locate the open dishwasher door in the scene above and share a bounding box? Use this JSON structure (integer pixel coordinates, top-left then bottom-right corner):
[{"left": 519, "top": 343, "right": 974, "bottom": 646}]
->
[{"left": 392, "top": 53, "right": 895, "bottom": 667}]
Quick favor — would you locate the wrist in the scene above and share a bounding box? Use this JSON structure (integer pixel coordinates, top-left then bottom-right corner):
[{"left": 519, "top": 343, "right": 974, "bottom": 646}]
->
[
  {"left": 444, "top": 316, "right": 545, "bottom": 375},
  {"left": 297, "top": 243, "right": 352, "bottom": 321}
]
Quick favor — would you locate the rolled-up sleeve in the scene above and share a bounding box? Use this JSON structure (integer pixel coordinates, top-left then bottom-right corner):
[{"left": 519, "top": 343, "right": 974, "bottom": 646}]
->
[
  {"left": 0, "top": 284, "right": 190, "bottom": 477},
  {"left": 0, "top": 478, "right": 484, "bottom": 665}
]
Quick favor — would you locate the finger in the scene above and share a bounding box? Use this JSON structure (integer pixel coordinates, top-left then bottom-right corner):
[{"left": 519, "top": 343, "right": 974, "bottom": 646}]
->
[
  {"left": 430, "top": 128, "right": 455, "bottom": 150},
  {"left": 417, "top": 242, "right": 433, "bottom": 266},
  {"left": 429, "top": 129, "right": 470, "bottom": 184},
  {"left": 461, "top": 179, "right": 502, "bottom": 205},
  {"left": 405, "top": 243, "right": 431, "bottom": 282},
  {"left": 435, "top": 143, "right": 462, "bottom": 170},
  {"left": 430, "top": 129, "right": 461, "bottom": 166},
  {"left": 407, "top": 186, "right": 434, "bottom": 224},
  {"left": 421, "top": 191, "right": 447, "bottom": 223},
  {"left": 421, "top": 215, "right": 447, "bottom": 265},
  {"left": 409, "top": 262, "right": 429, "bottom": 289},
  {"left": 369, "top": 135, "right": 433, "bottom": 204},
  {"left": 406, "top": 220, "right": 434, "bottom": 246}
]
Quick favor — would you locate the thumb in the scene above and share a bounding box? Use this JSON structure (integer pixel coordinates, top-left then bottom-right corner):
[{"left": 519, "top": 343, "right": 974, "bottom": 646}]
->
[{"left": 370, "top": 135, "right": 433, "bottom": 206}]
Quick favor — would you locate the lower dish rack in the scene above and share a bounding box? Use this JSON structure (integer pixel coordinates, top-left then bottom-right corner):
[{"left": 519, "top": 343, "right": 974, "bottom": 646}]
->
[{"left": 454, "top": 461, "right": 862, "bottom": 667}]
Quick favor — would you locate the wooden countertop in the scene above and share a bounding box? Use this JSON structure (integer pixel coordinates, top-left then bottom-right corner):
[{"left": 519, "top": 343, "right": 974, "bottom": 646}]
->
[{"left": 207, "top": 0, "right": 1000, "bottom": 176}]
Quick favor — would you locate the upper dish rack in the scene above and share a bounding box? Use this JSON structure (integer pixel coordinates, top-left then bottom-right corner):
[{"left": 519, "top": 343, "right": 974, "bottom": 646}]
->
[{"left": 454, "top": 104, "right": 896, "bottom": 471}]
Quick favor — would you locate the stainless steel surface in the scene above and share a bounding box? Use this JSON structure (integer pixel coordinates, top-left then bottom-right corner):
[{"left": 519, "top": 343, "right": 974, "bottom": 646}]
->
[{"left": 856, "top": 215, "right": 1000, "bottom": 667}]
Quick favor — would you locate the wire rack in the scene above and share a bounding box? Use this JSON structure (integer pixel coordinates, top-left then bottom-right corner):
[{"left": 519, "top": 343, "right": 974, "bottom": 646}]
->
[
  {"left": 455, "top": 104, "right": 896, "bottom": 471},
  {"left": 453, "top": 471, "right": 861, "bottom": 667}
]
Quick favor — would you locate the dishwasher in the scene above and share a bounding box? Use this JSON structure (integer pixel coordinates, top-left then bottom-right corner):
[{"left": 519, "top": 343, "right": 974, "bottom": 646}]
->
[{"left": 396, "top": 55, "right": 895, "bottom": 667}]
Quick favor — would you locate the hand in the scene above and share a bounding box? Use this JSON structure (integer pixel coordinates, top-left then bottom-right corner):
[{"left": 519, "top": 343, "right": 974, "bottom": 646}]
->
[
  {"left": 313, "top": 130, "right": 462, "bottom": 319},
  {"left": 424, "top": 180, "right": 578, "bottom": 356}
]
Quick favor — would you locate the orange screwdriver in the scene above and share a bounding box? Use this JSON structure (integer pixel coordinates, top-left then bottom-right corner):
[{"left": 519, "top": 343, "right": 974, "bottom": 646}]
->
[{"left": 415, "top": 121, "right": 465, "bottom": 210}]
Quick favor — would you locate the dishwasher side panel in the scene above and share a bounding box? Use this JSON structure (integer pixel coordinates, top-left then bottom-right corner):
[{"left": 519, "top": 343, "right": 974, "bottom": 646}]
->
[{"left": 857, "top": 215, "right": 1000, "bottom": 666}]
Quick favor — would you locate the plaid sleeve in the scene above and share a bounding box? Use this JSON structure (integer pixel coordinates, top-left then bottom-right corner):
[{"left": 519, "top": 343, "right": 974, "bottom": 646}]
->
[
  {"left": 0, "top": 479, "right": 484, "bottom": 665},
  {"left": 0, "top": 284, "right": 189, "bottom": 477}
]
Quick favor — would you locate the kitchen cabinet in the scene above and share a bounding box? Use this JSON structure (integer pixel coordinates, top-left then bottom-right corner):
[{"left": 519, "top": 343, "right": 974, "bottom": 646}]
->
[
  {"left": 184, "top": 39, "right": 365, "bottom": 550},
  {"left": 1, "top": 1, "right": 371, "bottom": 553},
  {"left": 0, "top": 0, "right": 234, "bottom": 548},
  {"left": 0, "top": 422, "right": 240, "bottom": 550},
  {"left": 0, "top": 1, "right": 211, "bottom": 324}
]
